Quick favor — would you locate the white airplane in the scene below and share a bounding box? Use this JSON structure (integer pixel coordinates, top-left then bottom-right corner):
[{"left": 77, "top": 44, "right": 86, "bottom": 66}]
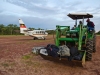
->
[{"left": 19, "top": 19, "right": 48, "bottom": 40}]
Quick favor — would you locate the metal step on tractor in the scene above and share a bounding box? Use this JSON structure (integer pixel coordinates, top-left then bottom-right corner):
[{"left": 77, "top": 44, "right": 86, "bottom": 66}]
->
[{"left": 32, "top": 13, "right": 96, "bottom": 66}]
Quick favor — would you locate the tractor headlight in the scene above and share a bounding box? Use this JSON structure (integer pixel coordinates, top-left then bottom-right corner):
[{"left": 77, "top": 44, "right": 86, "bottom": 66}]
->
[
  {"left": 66, "top": 33, "right": 70, "bottom": 36},
  {"left": 71, "top": 33, "right": 76, "bottom": 36}
]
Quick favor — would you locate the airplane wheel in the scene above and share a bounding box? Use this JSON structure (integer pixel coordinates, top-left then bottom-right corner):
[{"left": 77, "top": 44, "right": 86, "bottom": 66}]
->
[
  {"left": 34, "top": 37, "right": 37, "bottom": 40},
  {"left": 44, "top": 38, "right": 45, "bottom": 40}
]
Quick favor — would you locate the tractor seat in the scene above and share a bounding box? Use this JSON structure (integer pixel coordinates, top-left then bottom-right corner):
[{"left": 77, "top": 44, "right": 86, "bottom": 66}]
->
[{"left": 88, "top": 27, "right": 94, "bottom": 31}]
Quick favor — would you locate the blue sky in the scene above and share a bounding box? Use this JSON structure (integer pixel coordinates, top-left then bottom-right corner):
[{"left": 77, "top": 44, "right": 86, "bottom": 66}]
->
[{"left": 0, "top": 0, "right": 100, "bottom": 31}]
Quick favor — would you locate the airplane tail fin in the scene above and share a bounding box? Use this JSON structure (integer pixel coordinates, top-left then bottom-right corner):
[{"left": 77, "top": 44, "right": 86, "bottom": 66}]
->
[{"left": 19, "top": 19, "right": 27, "bottom": 33}]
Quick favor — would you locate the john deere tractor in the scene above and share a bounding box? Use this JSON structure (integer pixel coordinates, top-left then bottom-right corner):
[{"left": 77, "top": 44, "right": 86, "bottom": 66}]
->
[{"left": 55, "top": 13, "right": 96, "bottom": 65}]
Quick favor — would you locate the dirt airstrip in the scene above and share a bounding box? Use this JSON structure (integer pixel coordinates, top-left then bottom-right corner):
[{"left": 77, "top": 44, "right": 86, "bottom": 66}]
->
[{"left": 0, "top": 35, "right": 100, "bottom": 75}]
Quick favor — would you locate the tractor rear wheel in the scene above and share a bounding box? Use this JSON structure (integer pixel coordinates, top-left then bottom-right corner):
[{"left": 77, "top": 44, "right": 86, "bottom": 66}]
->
[
  {"left": 86, "top": 39, "right": 93, "bottom": 61},
  {"left": 93, "top": 34, "right": 96, "bottom": 53}
]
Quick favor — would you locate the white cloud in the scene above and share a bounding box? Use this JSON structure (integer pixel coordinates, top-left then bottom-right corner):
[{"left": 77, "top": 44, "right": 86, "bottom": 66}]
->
[
  {"left": 0, "top": 1, "right": 28, "bottom": 15},
  {"left": 0, "top": 0, "right": 100, "bottom": 31}
]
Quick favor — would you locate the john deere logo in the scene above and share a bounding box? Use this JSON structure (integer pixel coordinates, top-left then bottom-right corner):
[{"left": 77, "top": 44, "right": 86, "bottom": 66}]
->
[{"left": 20, "top": 24, "right": 26, "bottom": 28}]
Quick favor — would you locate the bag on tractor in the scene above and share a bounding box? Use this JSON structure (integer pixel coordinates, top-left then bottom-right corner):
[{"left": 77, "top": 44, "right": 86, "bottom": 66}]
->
[
  {"left": 58, "top": 45, "right": 70, "bottom": 56},
  {"left": 46, "top": 44, "right": 59, "bottom": 57},
  {"left": 73, "top": 54, "right": 83, "bottom": 60},
  {"left": 68, "top": 47, "right": 82, "bottom": 61}
]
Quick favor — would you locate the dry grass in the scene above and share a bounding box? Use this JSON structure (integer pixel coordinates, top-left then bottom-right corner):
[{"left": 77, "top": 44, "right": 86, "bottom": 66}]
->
[{"left": 0, "top": 35, "right": 100, "bottom": 75}]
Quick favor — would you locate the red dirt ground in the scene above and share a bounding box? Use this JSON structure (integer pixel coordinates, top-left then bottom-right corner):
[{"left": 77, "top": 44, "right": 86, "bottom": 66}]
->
[{"left": 0, "top": 35, "right": 100, "bottom": 75}]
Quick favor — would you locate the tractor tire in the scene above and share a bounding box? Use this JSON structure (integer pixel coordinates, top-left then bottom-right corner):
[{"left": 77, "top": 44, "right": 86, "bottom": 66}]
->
[
  {"left": 93, "top": 34, "right": 96, "bottom": 53},
  {"left": 86, "top": 39, "right": 93, "bottom": 61}
]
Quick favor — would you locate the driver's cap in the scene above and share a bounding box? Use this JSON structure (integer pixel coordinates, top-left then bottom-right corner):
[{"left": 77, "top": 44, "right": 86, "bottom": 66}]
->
[{"left": 86, "top": 18, "right": 90, "bottom": 22}]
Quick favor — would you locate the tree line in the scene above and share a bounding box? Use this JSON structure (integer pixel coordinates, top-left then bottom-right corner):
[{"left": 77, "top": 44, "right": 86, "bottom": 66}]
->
[
  {"left": 0, "top": 24, "right": 55, "bottom": 35},
  {"left": 0, "top": 24, "right": 99, "bottom": 35},
  {"left": 96, "top": 31, "right": 100, "bottom": 35},
  {"left": 0, "top": 24, "right": 35, "bottom": 35},
  {"left": 0, "top": 24, "right": 20, "bottom": 35}
]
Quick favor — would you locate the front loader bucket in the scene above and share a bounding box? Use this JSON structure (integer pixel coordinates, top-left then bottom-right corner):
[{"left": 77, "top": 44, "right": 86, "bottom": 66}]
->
[
  {"left": 40, "top": 50, "right": 87, "bottom": 67},
  {"left": 40, "top": 54, "right": 84, "bottom": 67},
  {"left": 32, "top": 47, "right": 86, "bottom": 67},
  {"left": 81, "top": 50, "right": 86, "bottom": 66}
]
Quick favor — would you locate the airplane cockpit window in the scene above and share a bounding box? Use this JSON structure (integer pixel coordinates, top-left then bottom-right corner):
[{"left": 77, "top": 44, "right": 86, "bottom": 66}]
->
[
  {"left": 35, "top": 31, "right": 46, "bottom": 34},
  {"left": 40, "top": 31, "right": 42, "bottom": 34},
  {"left": 42, "top": 31, "right": 45, "bottom": 34},
  {"left": 41, "top": 31, "right": 43, "bottom": 34}
]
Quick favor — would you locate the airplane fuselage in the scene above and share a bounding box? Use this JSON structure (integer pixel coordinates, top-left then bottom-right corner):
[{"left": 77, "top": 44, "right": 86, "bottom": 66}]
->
[
  {"left": 24, "top": 30, "right": 48, "bottom": 39},
  {"left": 19, "top": 19, "right": 48, "bottom": 40}
]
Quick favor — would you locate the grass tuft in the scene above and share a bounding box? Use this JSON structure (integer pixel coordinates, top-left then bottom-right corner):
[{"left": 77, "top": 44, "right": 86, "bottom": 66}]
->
[
  {"left": 1, "top": 63, "right": 9, "bottom": 67},
  {"left": 22, "top": 54, "right": 31, "bottom": 60}
]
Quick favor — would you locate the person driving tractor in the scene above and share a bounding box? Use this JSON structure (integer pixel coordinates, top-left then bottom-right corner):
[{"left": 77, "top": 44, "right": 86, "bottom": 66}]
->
[{"left": 86, "top": 18, "right": 95, "bottom": 31}]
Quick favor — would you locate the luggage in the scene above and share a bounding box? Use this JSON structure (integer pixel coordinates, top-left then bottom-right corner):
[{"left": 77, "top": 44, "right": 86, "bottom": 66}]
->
[
  {"left": 58, "top": 45, "right": 70, "bottom": 56},
  {"left": 40, "top": 48, "right": 48, "bottom": 56},
  {"left": 70, "top": 46, "right": 79, "bottom": 57},
  {"left": 73, "top": 54, "right": 83, "bottom": 60},
  {"left": 46, "top": 44, "right": 59, "bottom": 57},
  {"left": 68, "top": 47, "right": 82, "bottom": 61},
  {"left": 32, "top": 47, "right": 45, "bottom": 54}
]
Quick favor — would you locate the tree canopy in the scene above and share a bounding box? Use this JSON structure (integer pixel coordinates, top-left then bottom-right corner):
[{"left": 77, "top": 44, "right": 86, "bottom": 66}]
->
[
  {"left": 0, "top": 24, "right": 34, "bottom": 35},
  {"left": 0, "top": 24, "right": 55, "bottom": 35}
]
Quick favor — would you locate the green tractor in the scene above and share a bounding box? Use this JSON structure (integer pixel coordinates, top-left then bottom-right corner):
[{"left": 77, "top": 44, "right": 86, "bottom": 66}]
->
[{"left": 55, "top": 13, "right": 96, "bottom": 65}]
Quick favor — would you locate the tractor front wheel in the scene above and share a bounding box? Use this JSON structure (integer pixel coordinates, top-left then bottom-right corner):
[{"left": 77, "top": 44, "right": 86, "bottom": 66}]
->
[{"left": 86, "top": 39, "right": 93, "bottom": 61}]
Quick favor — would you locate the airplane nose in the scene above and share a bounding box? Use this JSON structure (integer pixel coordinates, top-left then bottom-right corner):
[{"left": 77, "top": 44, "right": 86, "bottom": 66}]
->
[{"left": 45, "top": 32, "right": 48, "bottom": 35}]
